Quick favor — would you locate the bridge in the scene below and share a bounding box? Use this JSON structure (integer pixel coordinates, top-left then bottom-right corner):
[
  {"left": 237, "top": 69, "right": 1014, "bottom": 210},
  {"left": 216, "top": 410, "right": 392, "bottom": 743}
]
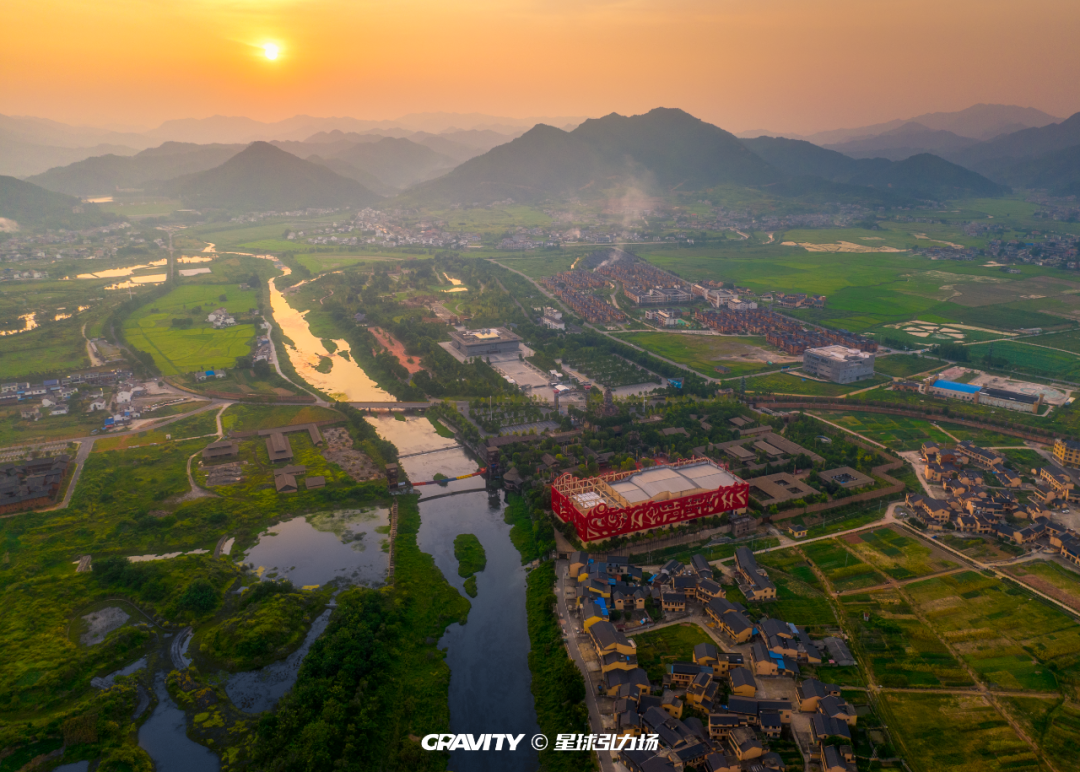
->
[{"left": 347, "top": 401, "right": 434, "bottom": 411}]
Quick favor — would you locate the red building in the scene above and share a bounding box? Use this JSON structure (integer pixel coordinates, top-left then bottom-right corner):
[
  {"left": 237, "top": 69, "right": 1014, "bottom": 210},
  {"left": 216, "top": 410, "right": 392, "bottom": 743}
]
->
[{"left": 551, "top": 458, "right": 749, "bottom": 543}]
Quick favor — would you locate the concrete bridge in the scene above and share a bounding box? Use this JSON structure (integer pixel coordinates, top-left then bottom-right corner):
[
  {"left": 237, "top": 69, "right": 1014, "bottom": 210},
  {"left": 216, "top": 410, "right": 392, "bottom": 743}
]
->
[{"left": 347, "top": 401, "right": 434, "bottom": 411}]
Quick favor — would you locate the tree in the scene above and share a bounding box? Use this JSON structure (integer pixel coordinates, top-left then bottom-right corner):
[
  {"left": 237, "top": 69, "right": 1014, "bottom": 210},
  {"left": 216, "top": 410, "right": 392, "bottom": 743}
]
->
[{"left": 178, "top": 578, "right": 219, "bottom": 613}]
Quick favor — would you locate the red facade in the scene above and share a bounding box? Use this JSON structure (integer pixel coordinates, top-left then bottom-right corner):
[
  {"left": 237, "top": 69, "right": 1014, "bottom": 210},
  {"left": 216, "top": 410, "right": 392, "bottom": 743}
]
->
[{"left": 551, "top": 473, "right": 750, "bottom": 543}]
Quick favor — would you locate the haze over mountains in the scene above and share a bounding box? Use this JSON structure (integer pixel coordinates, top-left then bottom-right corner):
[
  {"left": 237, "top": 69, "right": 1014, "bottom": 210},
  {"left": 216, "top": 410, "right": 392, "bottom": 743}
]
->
[{"left": 4, "top": 103, "right": 1080, "bottom": 218}]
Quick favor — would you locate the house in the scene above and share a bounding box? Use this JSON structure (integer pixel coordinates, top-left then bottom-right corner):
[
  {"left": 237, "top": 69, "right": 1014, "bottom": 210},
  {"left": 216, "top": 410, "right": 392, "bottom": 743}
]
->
[
  {"left": 1053, "top": 438, "right": 1080, "bottom": 468},
  {"left": 797, "top": 679, "right": 842, "bottom": 712},
  {"left": 725, "top": 726, "right": 763, "bottom": 761},
  {"left": 734, "top": 546, "right": 776, "bottom": 601},
  {"left": 729, "top": 667, "right": 757, "bottom": 697},
  {"left": 265, "top": 432, "right": 294, "bottom": 463},
  {"left": 787, "top": 524, "right": 808, "bottom": 539},
  {"left": 305, "top": 476, "right": 326, "bottom": 489},
  {"left": 668, "top": 662, "right": 713, "bottom": 689},
  {"left": 202, "top": 440, "right": 238, "bottom": 462},
  {"left": 706, "top": 597, "right": 755, "bottom": 643},
  {"left": 568, "top": 551, "right": 589, "bottom": 578},
  {"left": 274, "top": 473, "right": 298, "bottom": 493},
  {"left": 686, "top": 672, "right": 720, "bottom": 709},
  {"left": 582, "top": 599, "right": 608, "bottom": 630},
  {"left": 589, "top": 621, "right": 635, "bottom": 657},
  {"left": 810, "top": 714, "right": 852, "bottom": 745},
  {"left": 693, "top": 642, "right": 719, "bottom": 667},
  {"left": 50, "top": 405, "right": 69, "bottom": 416},
  {"left": 821, "top": 744, "right": 857, "bottom": 772},
  {"left": 702, "top": 752, "right": 741, "bottom": 772},
  {"left": 661, "top": 590, "right": 687, "bottom": 613},
  {"left": 660, "top": 690, "right": 684, "bottom": 719},
  {"left": 818, "top": 695, "right": 857, "bottom": 726}
]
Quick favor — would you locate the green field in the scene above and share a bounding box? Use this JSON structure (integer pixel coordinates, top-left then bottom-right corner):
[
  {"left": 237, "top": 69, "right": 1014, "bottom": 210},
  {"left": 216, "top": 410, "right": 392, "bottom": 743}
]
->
[
  {"left": 124, "top": 284, "right": 258, "bottom": 376},
  {"left": 841, "top": 590, "right": 973, "bottom": 688},
  {"left": 630, "top": 623, "right": 715, "bottom": 684},
  {"left": 1025, "top": 329, "right": 1080, "bottom": 355},
  {"left": 880, "top": 692, "right": 1047, "bottom": 772},
  {"left": 1003, "top": 696, "right": 1080, "bottom": 772},
  {"left": 820, "top": 411, "right": 1022, "bottom": 452},
  {"left": 965, "top": 340, "right": 1080, "bottom": 381},
  {"left": 874, "top": 354, "right": 943, "bottom": 378},
  {"left": 746, "top": 371, "right": 889, "bottom": 396},
  {"left": 1007, "top": 561, "right": 1080, "bottom": 609},
  {"left": 614, "top": 331, "right": 784, "bottom": 378},
  {"left": 742, "top": 550, "right": 836, "bottom": 628},
  {"left": 906, "top": 571, "right": 1080, "bottom": 692},
  {"left": 849, "top": 527, "right": 957, "bottom": 580},
  {"left": 295, "top": 254, "right": 401, "bottom": 274},
  {"left": 803, "top": 540, "right": 887, "bottom": 591},
  {"left": 220, "top": 404, "right": 343, "bottom": 433}
]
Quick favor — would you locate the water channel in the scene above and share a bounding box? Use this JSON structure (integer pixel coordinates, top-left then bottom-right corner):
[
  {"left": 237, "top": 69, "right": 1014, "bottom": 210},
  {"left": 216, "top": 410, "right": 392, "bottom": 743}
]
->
[{"left": 126, "top": 269, "right": 539, "bottom": 770}]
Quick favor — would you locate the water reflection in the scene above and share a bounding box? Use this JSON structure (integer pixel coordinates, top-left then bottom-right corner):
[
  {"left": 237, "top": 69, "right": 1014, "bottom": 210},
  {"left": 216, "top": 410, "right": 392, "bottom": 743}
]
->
[
  {"left": 239, "top": 509, "right": 390, "bottom": 588},
  {"left": 76, "top": 259, "right": 167, "bottom": 279},
  {"left": 0, "top": 312, "right": 37, "bottom": 336},
  {"left": 225, "top": 609, "right": 332, "bottom": 713},
  {"left": 138, "top": 674, "right": 219, "bottom": 772},
  {"left": 266, "top": 264, "right": 391, "bottom": 402},
  {"left": 104, "top": 274, "right": 168, "bottom": 290}
]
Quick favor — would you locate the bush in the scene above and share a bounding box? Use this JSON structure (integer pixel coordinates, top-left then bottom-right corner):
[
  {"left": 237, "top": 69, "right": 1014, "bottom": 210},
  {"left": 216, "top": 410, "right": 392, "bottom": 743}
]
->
[{"left": 177, "top": 578, "right": 219, "bottom": 613}]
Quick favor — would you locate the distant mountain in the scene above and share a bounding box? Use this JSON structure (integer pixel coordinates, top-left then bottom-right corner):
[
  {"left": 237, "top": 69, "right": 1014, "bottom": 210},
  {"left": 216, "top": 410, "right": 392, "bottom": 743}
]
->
[
  {"left": 163, "top": 142, "right": 380, "bottom": 210},
  {"left": 409, "top": 108, "right": 776, "bottom": 204},
  {"left": 0, "top": 131, "right": 140, "bottom": 178},
  {"left": 845, "top": 153, "right": 1007, "bottom": 199},
  {"left": 0, "top": 114, "right": 153, "bottom": 149},
  {"left": 327, "top": 137, "right": 456, "bottom": 189},
  {"left": 305, "top": 156, "right": 396, "bottom": 196},
  {"left": 995, "top": 145, "right": 1080, "bottom": 196},
  {"left": 742, "top": 137, "right": 1006, "bottom": 199},
  {"left": 823, "top": 122, "right": 979, "bottom": 161},
  {"left": 951, "top": 112, "right": 1080, "bottom": 177},
  {"left": 28, "top": 142, "right": 244, "bottom": 196},
  {"left": 0, "top": 175, "right": 114, "bottom": 228},
  {"left": 758, "top": 104, "right": 1062, "bottom": 146}
]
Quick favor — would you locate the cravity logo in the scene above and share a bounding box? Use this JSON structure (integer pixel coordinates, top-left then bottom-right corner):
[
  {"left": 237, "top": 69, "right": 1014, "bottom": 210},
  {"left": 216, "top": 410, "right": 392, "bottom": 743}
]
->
[{"left": 421, "top": 735, "right": 528, "bottom": 752}]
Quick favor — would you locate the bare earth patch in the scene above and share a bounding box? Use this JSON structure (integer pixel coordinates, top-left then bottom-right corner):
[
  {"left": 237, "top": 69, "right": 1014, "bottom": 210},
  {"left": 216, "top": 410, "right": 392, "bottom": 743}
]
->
[{"left": 81, "top": 607, "right": 130, "bottom": 645}]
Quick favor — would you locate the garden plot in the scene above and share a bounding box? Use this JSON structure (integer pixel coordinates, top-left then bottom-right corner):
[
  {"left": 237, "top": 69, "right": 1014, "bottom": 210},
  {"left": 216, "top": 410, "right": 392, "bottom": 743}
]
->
[
  {"left": 1005, "top": 561, "right": 1080, "bottom": 613},
  {"left": 880, "top": 692, "right": 1046, "bottom": 772},
  {"left": 848, "top": 526, "right": 958, "bottom": 580},
  {"left": 560, "top": 348, "right": 662, "bottom": 389},
  {"left": 1003, "top": 696, "right": 1080, "bottom": 772},
  {"left": 803, "top": 540, "right": 887, "bottom": 592},
  {"left": 906, "top": 571, "right": 1080, "bottom": 692},
  {"left": 841, "top": 590, "right": 972, "bottom": 688}
]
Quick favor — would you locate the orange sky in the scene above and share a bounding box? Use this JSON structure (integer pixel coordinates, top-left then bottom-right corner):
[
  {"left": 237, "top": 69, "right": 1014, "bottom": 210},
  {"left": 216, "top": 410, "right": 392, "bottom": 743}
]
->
[{"left": 4, "top": 0, "right": 1079, "bottom": 134}]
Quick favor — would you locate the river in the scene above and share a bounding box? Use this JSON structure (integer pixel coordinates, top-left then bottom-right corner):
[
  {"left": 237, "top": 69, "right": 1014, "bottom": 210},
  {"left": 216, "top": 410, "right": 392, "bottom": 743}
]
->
[
  {"left": 387, "top": 415, "right": 541, "bottom": 772},
  {"left": 266, "top": 263, "right": 391, "bottom": 402}
]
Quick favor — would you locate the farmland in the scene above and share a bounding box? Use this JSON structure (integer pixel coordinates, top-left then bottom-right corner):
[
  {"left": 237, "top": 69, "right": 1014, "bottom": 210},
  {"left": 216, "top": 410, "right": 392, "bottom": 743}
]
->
[
  {"left": 842, "top": 589, "right": 972, "bottom": 688},
  {"left": 746, "top": 371, "right": 890, "bottom": 397},
  {"left": 819, "top": 410, "right": 1038, "bottom": 452},
  {"left": 123, "top": 284, "right": 259, "bottom": 376},
  {"left": 848, "top": 526, "right": 958, "bottom": 580},
  {"left": 1003, "top": 696, "right": 1080, "bottom": 772},
  {"left": 560, "top": 346, "right": 661, "bottom": 388},
  {"left": 1005, "top": 561, "right": 1080, "bottom": 613},
  {"left": 613, "top": 331, "right": 786, "bottom": 378},
  {"left": 905, "top": 571, "right": 1080, "bottom": 692},
  {"left": 879, "top": 692, "right": 1047, "bottom": 772},
  {"left": 802, "top": 539, "right": 886, "bottom": 592},
  {"left": 743, "top": 549, "right": 836, "bottom": 628},
  {"left": 873, "top": 353, "right": 943, "bottom": 378},
  {"left": 965, "top": 340, "right": 1080, "bottom": 381}
]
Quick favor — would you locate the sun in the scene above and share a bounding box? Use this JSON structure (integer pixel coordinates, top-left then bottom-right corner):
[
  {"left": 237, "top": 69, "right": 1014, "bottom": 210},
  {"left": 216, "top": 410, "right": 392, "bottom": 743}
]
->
[{"left": 263, "top": 44, "right": 279, "bottom": 61}]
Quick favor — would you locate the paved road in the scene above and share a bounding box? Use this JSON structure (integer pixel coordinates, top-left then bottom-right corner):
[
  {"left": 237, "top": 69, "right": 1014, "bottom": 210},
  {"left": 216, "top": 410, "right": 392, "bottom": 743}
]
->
[{"left": 554, "top": 559, "right": 616, "bottom": 772}]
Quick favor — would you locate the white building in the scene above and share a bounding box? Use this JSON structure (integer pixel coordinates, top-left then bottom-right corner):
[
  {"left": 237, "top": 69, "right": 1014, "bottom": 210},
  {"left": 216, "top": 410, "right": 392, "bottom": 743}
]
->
[{"left": 802, "top": 345, "right": 875, "bottom": 384}]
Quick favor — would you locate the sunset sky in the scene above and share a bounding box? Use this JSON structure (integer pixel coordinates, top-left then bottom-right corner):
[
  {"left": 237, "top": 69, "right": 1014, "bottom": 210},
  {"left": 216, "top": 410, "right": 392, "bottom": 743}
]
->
[{"left": 5, "top": 0, "right": 1079, "bottom": 134}]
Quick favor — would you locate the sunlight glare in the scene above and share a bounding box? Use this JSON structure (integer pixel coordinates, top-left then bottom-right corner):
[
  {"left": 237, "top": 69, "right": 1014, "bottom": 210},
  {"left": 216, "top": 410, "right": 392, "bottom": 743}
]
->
[{"left": 264, "top": 43, "right": 279, "bottom": 60}]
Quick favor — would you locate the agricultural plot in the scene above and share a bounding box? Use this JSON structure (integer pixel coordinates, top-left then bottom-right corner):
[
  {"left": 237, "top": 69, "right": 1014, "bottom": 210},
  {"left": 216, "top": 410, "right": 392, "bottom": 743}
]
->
[
  {"left": 849, "top": 526, "right": 958, "bottom": 580},
  {"left": 494, "top": 253, "right": 578, "bottom": 279},
  {"left": 1006, "top": 561, "right": 1080, "bottom": 614},
  {"left": 822, "top": 412, "right": 954, "bottom": 451},
  {"left": 906, "top": 571, "right": 1080, "bottom": 692},
  {"left": 614, "top": 331, "right": 787, "bottom": 378},
  {"left": 746, "top": 372, "right": 889, "bottom": 397},
  {"left": 873, "top": 353, "right": 941, "bottom": 378},
  {"left": 630, "top": 624, "right": 715, "bottom": 685},
  {"left": 221, "top": 404, "right": 343, "bottom": 433},
  {"left": 561, "top": 348, "right": 660, "bottom": 388},
  {"left": 742, "top": 556, "right": 835, "bottom": 628},
  {"left": 880, "top": 692, "right": 1047, "bottom": 772},
  {"left": 966, "top": 340, "right": 1080, "bottom": 381},
  {"left": 1003, "top": 696, "right": 1080, "bottom": 772},
  {"left": 295, "top": 254, "right": 399, "bottom": 274},
  {"left": 123, "top": 284, "right": 258, "bottom": 376},
  {"left": 841, "top": 590, "right": 972, "bottom": 688},
  {"left": 938, "top": 534, "right": 1024, "bottom": 561},
  {"left": 802, "top": 540, "right": 887, "bottom": 592},
  {"left": 1026, "top": 329, "right": 1080, "bottom": 355}
]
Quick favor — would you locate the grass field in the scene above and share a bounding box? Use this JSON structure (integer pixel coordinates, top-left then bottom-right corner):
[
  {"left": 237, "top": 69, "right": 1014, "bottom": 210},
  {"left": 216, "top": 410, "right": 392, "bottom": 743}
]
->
[
  {"left": 747, "top": 372, "right": 890, "bottom": 396},
  {"left": 220, "top": 404, "right": 343, "bottom": 433},
  {"left": 92, "top": 406, "right": 217, "bottom": 452},
  {"left": 841, "top": 590, "right": 973, "bottom": 688},
  {"left": 0, "top": 317, "right": 92, "bottom": 380},
  {"left": 1006, "top": 561, "right": 1080, "bottom": 612},
  {"left": 848, "top": 527, "right": 958, "bottom": 580},
  {"left": 880, "top": 692, "right": 1048, "bottom": 772},
  {"left": 1025, "top": 329, "right": 1080, "bottom": 355},
  {"left": 744, "top": 550, "right": 836, "bottom": 628},
  {"left": 819, "top": 411, "right": 1019, "bottom": 452},
  {"left": 295, "top": 254, "right": 400, "bottom": 274},
  {"left": 614, "top": 331, "right": 785, "bottom": 378},
  {"left": 803, "top": 540, "right": 887, "bottom": 591},
  {"left": 494, "top": 253, "right": 579, "bottom": 279},
  {"left": 966, "top": 340, "right": 1080, "bottom": 381},
  {"left": 906, "top": 571, "right": 1080, "bottom": 692},
  {"left": 124, "top": 284, "right": 258, "bottom": 376},
  {"left": 630, "top": 623, "right": 715, "bottom": 684},
  {"left": 874, "top": 354, "right": 943, "bottom": 378}
]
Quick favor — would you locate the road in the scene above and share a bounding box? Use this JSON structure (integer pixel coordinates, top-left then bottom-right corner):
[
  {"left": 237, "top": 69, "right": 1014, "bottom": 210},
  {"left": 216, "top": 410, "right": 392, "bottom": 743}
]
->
[{"left": 554, "top": 559, "right": 616, "bottom": 772}]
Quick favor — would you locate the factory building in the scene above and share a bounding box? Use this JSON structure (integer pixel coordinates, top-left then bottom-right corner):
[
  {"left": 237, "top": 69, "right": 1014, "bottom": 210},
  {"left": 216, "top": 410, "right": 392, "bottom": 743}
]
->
[{"left": 802, "top": 345, "right": 876, "bottom": 384}]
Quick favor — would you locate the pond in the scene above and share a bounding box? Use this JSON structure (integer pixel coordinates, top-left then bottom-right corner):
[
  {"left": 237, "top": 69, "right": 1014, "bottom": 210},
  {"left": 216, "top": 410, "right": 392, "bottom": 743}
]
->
[
  {"left": 238, "top": 507, "right": 390, "bottom": 588},
  {"left": 138, "top": 673, "right": 220, "bottom": 772}
]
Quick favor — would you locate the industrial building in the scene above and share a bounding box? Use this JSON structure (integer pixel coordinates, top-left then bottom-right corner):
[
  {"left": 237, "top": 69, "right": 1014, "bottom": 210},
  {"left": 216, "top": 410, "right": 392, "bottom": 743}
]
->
[
  {"left": 924, "top": 378, "right": 1044, "bottom": 414},
  {"left": 802, "top": 346, "right": 875, "bottom": 384},
  {"left": 551, "top": 458, "right": 749, "bottom": 542},
  {"left": 447, "top": 327, "right": 522, "bottom": 357}
]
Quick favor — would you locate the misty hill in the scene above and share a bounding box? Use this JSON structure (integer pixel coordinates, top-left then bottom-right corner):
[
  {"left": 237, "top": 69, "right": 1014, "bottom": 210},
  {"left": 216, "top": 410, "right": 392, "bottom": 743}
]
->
[
  {"left": 822, "top": 122, "right": 979, "bottom": 160},
  {"left": 994, "top": 145, "right": 1080, "bottom": 196},
  {"left": 0, "top": 175, "right": 114, "bottom": 228},
  {"left": 305, "top": 155, "right": 396, "bottom": 197},
  {"left": 163, "top": 142, "right": 379, "bottom": 210},
  {"left": 742, "top": 137, "right": 1006, "bottom": 199},
  {"left": 28, "top": 142, "right": 244, "bottom": 196},
  {"left": 326, "top": 137, "right": 456, "bottom": 189},
  {"left": 409, "top": 108, "right": 777, "bottom": 203},
  {"left": 951, "top": 112, "right": 1080, "bottom": 176},
  {"left": 0, "top": 132, "right": 139, "bottom": 179},
  {"left": 779, "top": 104, "right": 1061, "bottom": 146}
]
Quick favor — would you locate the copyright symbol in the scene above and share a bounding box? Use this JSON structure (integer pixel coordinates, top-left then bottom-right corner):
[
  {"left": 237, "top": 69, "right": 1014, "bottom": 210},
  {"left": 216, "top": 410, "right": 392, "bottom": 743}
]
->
[{"left": 531, "top": 734, "right": 548, "bottom": 751}]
